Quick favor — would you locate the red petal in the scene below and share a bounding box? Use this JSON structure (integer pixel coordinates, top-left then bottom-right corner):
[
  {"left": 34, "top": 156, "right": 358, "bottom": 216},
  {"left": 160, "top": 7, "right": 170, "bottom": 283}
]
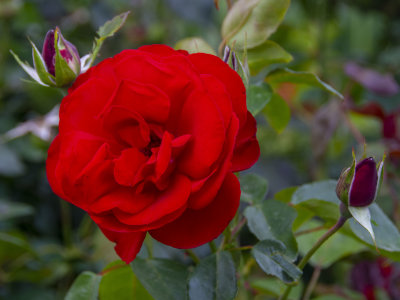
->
[
  {"left": 113, "top": 148, "right": 148, "bottom": 187},
  {"left": 188, "top": 115, "right": 239, "bottom": 209},
  {"left": 149, "top": 172, "right": 240, "bottom": 248},
  {"left": 103, "top": 106, "right": 150, "bottom": 149},
  {"left": 98, "top": 226, "right": 146, "bottom": 264},
  {"left": 110, "top": 80, "right": 170, "bottom": 123},
  {"left": 177, "top": 89, "right": 226, "bottom": 179},
  {"left": 231, "top": 112, "right": 260, "bottom": 172},
  {"left": 188, "top": 53, "right": 247, "bottom": 126},
  {"left": 113, "top": 174, "right": 191, "bottom": 226}
]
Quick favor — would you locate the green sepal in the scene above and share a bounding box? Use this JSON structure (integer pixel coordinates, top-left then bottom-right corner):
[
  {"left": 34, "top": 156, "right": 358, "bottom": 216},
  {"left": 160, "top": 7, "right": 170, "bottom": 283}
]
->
[
  {"left": 10, "top": 50, "right": 48, "bottom": 86},
  {"left": 28, "top": 38, "right": 56, "bottom": 86},
  {"left": 335, "top": 150, "right": 356, "bottom": 206},
  {"left": 348, "top": 206, "right": 377, "bottom": 250},
  {"left": 54, "top": 28, "right": 78, "bottom": 87}
]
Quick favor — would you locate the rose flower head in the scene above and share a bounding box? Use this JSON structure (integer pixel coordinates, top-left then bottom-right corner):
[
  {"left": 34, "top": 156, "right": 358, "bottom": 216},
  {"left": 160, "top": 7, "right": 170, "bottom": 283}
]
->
[
  {"left": 336, "top": 154, "right": 384, "bottom": 208},
  {"left": 46, "top": 45, "right": 260, "bottom": 263}
]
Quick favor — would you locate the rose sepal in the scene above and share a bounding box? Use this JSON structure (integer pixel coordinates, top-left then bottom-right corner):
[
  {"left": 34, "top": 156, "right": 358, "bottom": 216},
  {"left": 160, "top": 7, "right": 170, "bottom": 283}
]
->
[{"left": 53, "top": 27, "right": 80, "bottom": 87}]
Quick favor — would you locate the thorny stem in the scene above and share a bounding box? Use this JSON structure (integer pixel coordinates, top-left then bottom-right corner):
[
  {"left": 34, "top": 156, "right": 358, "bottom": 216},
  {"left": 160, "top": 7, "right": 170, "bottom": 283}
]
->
[{"left": 279, "top": 216, "right": 349, "bottom": 300}]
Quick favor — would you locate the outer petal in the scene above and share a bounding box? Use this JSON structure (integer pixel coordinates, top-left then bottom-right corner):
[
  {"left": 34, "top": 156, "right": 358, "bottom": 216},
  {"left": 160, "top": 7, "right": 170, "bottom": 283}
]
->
[
  {"left": 149, "top": 172, "right": 240, "bottom": 248},
  {"left": 99, "top": 226, "right": 146, "bottom": 264},
  {"left": 188, "top": 53, "right": 247, "bottom": 126},
  {"left": 177, "top": 89, "right": 226, "bottom": 179},
  {"left": 231, "top": 111, "right": 260, "bottom": 172}
]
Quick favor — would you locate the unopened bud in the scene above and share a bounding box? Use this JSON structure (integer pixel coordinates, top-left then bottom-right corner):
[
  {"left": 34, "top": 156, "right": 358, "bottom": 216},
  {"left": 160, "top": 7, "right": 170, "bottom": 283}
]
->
[
  {"left": 336, "top": 156, "right": 384, "bottom": 208},
  {"left": 42, "top": 27, "right": 80, "bottom": 77}
]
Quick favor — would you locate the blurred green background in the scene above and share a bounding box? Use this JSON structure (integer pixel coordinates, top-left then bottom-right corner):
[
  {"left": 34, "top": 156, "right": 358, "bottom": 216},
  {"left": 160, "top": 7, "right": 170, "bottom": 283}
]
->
[{"left": 0, "top": 0, "right": 399, "bottom": 299}]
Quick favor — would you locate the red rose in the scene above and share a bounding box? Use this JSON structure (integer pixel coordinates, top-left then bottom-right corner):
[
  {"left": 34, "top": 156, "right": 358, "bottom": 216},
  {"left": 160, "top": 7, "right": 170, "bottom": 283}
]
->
[{"left": 46, "top": 45, "right": 259, "bottom": 263}]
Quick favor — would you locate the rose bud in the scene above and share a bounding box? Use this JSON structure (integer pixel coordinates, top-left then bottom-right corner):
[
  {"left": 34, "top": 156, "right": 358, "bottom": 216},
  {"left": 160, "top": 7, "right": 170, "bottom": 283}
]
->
[
  {"left": 336, "top": 156, "right": 384, "bottom": 207},
  {"left": 42, "top": 27, "right": 81, "bottom": 77},
  {"left": 11, "top": 27, "right": 81, "bottom": 87}
]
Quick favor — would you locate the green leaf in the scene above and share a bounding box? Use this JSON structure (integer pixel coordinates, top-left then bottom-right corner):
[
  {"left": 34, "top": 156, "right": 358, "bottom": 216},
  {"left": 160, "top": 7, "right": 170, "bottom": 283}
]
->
[
  {"left": 97, "top": 11, "right": 130, "bottom": 38},
  {"left": 348, "top": 206, "right": 376, "bottom": 248},
  {"left": 246, "top": 83, "right": 273, "bottom": 116},
  {"left": 99, "top": 260, "right": 153, "bottom": 300},
  {"left": 274, "top": 186, "right": 298, "bottom": 203},
  {"left": 239, "top": 173, "right": 268, "bottom": 204},
  {"left": 29, "top": 39, "right": 55, "bottom": 86},
  {"left": 247, "top": 40, "right": 293, "bottom": 75},
  {"left": 131, "top": 257, "right": 189, "bottom": 300},
  {"left": 0, "top": 200, "right": 34, "bottom": 221},
  {"left": 188, "top": 251, "right": 236, "bottom": 300},
  {"left": 250, "top": 278, "right": 303, "bottom": 298},
  {"left": 244, "top": 199, "right": 298, "bottom": 260},
  {"left": 0, "top": 232, "right": 33, "bottom": 265},
  {"left": 54, "top": 29, "right": 77, "bottom": 87},
  {"left": 296, "top": 220, "right": 366, "bottom": 268},
  {"left": 263, "top": 93, "right": 290, "bottom": 133},
  {"left": 221, "top": 0, "right": 290, "bottom": 50},
  {"left": 10, "top": 50, "right": 48, "bottom": 86},
  {"left": 349, "top": 204, "right": 400, "bottom": 256},
  {"left": 252, "top": 239, "right": 302, "bottom": 284},
  {"left": 65, "top": 271, "right": 101, "bottom": 300},
  {"left": 266, "top": 68, "right": 343, "bottom": 99},
  {"left": 175, "top": 37, "right": 216, "bottom": 55},
  {"left": 290, "top": 180, "right": 340, "bottom": 228}
]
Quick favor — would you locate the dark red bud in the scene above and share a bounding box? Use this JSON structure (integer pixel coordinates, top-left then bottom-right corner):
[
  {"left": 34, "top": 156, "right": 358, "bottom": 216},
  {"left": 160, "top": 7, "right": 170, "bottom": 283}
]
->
[
  {"left": 349, "top": 157, "right": 378, "bottom": 207},
  {"left": 42, "top": 30, "right": 56, "bottom": 76}
]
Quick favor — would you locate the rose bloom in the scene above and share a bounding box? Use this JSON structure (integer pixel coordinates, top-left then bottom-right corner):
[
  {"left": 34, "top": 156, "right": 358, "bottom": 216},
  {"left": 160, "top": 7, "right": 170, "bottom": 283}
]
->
[{"left": 46, "top": 45, "right": 259, "bottom": 263}]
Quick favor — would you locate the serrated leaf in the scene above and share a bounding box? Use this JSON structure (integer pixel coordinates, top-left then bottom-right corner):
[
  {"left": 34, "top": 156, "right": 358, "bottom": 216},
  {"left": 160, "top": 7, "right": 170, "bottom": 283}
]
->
[
  {"left": 10, "top": 50, "right": 48, "bottom": 86},
  {"left": 239, "top": 173, "right": 268, "bottom": 204},
  {"left": 65, "top": 271, "right": 101, "bottom": 300},
  {"left": 221, "top": 0, "right": 290, "bottom": 50},
  {"left": 175, "top": 37, "right": 216, "bottom": 55},
  {"left": 29, "top": 39, "right": 55, "bottom": 86},
  {"left": 188, "top": 251, "right": 236, "bottom": 300},
  {"left": 97, "top": 11, "right": 130, "bottom": 38},
  {"left": 348, "top": 206, "right": 376, "bottom": 247},
  {"left": 263, "top": 93, "right": 290, "bottom": 133},
  {"left": 246, "top": 83, "right": 273, "bottom": 116},
  {"left": 131, "top": 257, "right": 189, "bottom": 300},
  {"left": 99, "top": 260, "right": 153, "bottom": 300},
  {"left": 266, "top": 68, "right": 343, "bottom": 99},
  {"left": 252, "top": 239, "right": 302, "bottom": 284},
  {"left": 244, "top": 199, "right": 297, "bottom": 260},
  {"left": 247, "top": 40, "right": 293, "bottom": 75}
]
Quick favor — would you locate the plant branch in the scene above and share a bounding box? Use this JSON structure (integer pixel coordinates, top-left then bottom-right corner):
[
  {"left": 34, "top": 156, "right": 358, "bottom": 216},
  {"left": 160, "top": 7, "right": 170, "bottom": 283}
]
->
[{"left": 279, "top": 216, "right": 349, "bottom": 300}]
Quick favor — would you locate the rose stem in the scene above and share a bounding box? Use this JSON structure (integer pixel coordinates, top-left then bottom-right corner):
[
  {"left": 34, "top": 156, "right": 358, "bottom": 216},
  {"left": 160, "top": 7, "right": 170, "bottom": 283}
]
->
[
  {"left": 279, "top": 216, "right": 349, "bottom": 300},
  {"left": 186, "top": 249, "right": 200, "bottom": 264},
  {"left": 209, "top": 240, "right": 218, "bottom": 253}
]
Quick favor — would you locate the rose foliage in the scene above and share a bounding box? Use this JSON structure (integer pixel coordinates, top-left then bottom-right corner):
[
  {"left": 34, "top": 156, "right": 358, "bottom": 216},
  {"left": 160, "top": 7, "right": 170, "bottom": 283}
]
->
[{"left": 46, "top": 45, "right": 259, "bottom": 263}]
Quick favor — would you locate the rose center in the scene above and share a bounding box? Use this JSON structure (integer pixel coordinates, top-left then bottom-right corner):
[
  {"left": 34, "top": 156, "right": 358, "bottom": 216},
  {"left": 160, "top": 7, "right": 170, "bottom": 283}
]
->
[{"left": 140, "top": 133, "right": 161, "bottom": 157}]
